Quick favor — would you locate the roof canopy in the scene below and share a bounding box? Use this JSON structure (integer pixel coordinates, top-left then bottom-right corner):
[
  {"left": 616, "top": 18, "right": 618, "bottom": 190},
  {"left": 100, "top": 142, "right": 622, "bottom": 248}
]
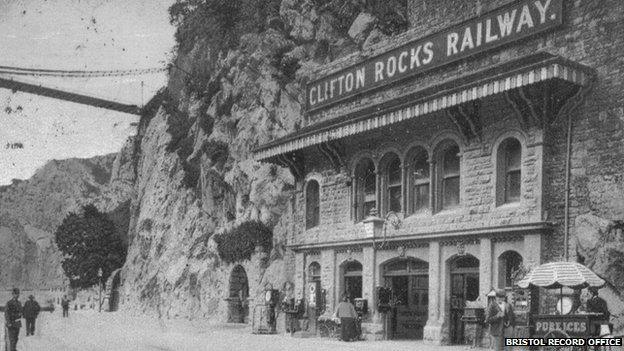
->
[{"left": 254, "top": 53, "right": 594, "bottom": 168}]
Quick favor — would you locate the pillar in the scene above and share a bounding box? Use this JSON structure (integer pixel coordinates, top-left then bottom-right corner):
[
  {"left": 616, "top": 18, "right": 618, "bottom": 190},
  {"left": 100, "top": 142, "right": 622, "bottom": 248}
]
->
[
  {"left": 424, "top": 241, "right": 443, "bottom": 344},
  {"left": 479, "top": 237, "right": 493, "bottom": 299}
]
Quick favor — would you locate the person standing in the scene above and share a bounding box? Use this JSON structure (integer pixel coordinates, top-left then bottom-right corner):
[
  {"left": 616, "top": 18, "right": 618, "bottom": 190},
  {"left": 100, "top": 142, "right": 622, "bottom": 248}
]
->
[
  {"left": 22, "top": 295, "right": 41, "bottom": 336},
  {"left": 61, "top": 295, "right": 70, "bottom": 318},
  {"left": 485, "top": 289, "right": 515, "bottom": 350},
  {"left": 4, "top": 288, "right": 23, "bottom": 351},
  {"left": 586, "top": 287, "right": 610, "bottom": 336},
  {"left": 587, "top": 287, "right": 610, "bottom": 319},
  {"left": 333, "top": 294, "right": 358, "bottom": 341}
]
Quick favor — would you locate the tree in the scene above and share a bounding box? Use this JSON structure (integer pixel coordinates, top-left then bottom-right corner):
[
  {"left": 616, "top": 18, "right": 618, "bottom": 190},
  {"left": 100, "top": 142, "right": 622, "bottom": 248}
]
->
[{"left": 55, "top": 204, "right": 126, "bottom": 289}]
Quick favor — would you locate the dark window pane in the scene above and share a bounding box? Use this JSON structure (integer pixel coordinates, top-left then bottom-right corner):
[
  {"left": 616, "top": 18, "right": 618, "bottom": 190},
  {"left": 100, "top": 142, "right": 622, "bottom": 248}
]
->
[
  {"left": 306, "top": 181, "right": 320, "bottom": 228},
  {"left": 388, "top": 158, "right": 401, "bottom": 185},
  {"left": 421, "top": 292, "right": 428, "bottom": 306},
  {"left": 392, "top": 276, "right": 409, "bottom": 306},
  {"left": 505, "top": 139, "right": 521, "bottom": 170},
  {"left": 443, "top": 145, "right": 460, "bottom": 175},
  {"left": 364, "top": 201, "right": 376, "bottom": 218},
  {"left": 413, "top": 155, "right": 429, "bottom": 180},
  {"left": 505, "top": 170, "right": 521, "bottom": 203},
  {"left": 443, "top": 176, "right": 459, "bottom": 208},
  {"left": 355, "top": 158, "right": 376, "bottom": 221},
  {"left": 414, "top": 184, "right": 429, "bottom": 212},
  {"left": 465, "top": 275, "right": 479, "bottom": 302},
  {"left": 389, "top": 185, "right": 402, "bottom": 212}
]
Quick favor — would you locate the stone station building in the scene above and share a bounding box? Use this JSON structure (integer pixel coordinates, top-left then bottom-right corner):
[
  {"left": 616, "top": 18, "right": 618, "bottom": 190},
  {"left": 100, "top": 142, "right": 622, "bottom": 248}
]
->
[{"left": 253, "top": 0, "right": 623, "bottom": 345}]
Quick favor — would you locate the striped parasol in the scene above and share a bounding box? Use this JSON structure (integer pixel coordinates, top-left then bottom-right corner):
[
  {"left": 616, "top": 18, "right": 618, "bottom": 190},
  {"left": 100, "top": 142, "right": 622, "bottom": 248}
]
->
[{"left": 517, "top": 261, "right": 605, "bottom": 289}]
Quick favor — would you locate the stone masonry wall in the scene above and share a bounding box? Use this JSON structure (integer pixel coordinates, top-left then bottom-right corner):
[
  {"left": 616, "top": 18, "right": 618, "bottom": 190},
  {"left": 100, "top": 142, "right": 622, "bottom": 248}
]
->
[
  {"left": 299, "top": 0, "right": 624, "bottom": 268},
  {"left": 294, "top": 92, "right": 545, "bottom": 247}
]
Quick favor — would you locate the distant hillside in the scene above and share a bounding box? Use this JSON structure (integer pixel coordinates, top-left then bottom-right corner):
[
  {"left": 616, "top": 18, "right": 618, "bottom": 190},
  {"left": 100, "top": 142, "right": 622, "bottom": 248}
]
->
[{"left": 0, "top": 138, "right": 135, "bottom": 289}]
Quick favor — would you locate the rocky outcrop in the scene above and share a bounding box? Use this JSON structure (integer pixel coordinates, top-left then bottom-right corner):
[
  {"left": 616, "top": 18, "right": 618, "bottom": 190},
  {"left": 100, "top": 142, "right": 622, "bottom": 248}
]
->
[{"left": 0, "top": 138, "right": 136, "bottom": 289}]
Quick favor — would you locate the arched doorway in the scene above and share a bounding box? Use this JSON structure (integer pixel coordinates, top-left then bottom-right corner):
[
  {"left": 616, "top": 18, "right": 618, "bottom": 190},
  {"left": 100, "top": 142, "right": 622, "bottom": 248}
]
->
[
  {"left": 227, "top": 265, "right": 249, "bottom": 323},
  {"left": 449, "top": 255, "right": 480, "bottom": 344},
  {"left": 382, "top": 258, "right": 429, "bottom": 339},
  {"left": 498, "top": 250, "right": 523, "bottom": 289},
  {"left": 108, "top": 269, "right": 121, "bottom": 312},
  {"left": 342, "top": 260, "right": 363, "bottom": 301}
]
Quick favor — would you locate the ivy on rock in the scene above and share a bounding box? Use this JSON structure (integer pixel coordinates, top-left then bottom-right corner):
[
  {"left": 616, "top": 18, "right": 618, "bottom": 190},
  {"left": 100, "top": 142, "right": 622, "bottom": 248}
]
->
[{"left": 215, "top": 220, "right": 273, "bottom": 264}]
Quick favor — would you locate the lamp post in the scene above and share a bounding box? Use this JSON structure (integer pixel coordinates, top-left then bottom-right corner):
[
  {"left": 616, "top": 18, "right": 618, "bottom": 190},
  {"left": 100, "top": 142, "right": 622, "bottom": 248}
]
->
[{"left": 98, "top": 268, "right": 103, "bottom": 312}]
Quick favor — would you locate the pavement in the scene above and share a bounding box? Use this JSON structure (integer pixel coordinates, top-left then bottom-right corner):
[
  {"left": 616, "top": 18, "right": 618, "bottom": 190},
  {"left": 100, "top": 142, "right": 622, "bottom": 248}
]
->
[{"left": 1, "top": 309, "right": 487, "bottom": 351}]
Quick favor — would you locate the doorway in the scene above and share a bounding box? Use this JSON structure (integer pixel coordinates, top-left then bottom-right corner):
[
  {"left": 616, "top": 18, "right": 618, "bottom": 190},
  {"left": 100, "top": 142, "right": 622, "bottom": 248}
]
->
[
  {"left": 343, "top": 261, "right": 363, "bottom": 300},
  {"left": 449, "top": 255, "right": 480, "bottom": 344},
  {"left": 382, "top": 258, "right": 429, "bottom": 339},
  {"left": 227, "top": 265, "right": 249, "bottom": 323}
]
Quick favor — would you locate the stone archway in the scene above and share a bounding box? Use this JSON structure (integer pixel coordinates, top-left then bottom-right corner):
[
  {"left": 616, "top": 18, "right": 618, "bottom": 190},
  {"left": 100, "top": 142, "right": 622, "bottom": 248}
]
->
[
  {"left": 381, "top": 257, "right": 429, "bottom": 339},
  {"left": 448, "top": 255, "right": 480, "bottom": 345},
  {"left": 227, "top": 265, "right": 249, "bottom": 323}
]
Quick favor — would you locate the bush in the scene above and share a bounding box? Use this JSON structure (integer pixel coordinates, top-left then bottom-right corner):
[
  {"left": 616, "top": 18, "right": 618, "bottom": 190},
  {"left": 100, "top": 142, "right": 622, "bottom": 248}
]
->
[
  {"left": 202, "top": 140, "right": 229, "bottom": 165},
  {"left": 215, "top": 220, "right": 272, "bottom": 263}
]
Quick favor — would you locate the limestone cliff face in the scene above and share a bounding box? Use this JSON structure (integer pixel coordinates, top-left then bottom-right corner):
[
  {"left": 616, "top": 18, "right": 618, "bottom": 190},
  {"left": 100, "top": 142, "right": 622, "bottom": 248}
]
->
[
  {"left": 117, "top": 0, "right": 386, "bottom": 319},
  {"left": 0, "top": 139, "right": 136, "bottom": 289}
]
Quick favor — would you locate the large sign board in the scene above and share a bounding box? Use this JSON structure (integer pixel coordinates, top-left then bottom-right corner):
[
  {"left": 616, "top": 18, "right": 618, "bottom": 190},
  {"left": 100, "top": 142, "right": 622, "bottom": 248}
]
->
[{"left": 306, "top": 0, "right": 563, "bottom": 111}]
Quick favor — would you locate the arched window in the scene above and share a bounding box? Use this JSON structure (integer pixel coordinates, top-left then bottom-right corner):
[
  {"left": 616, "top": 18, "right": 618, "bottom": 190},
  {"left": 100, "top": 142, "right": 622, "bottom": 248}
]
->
[
  {"left": 437, "top": 142, "right": 460, "bottom": 210},
  {"left": 498, "top": 251, "right": 523, "bottom": 288},
  {"left": 406, "top": 147, "right": 430, "bottom": 214},
  {"left": 354, "top": 158, "right": 376, "bottom": 221},
  {"left": 305, "top": 180, "right": 320, "bottom": 229},
  {"left": 497, "top": 138, "right": 521, "bottom": 205},
  {"left": 308, "top": 262, "right": 321, "bottom": 282},
  {"left": 380, "top": 153, "right": 402, "bottom": 215}
]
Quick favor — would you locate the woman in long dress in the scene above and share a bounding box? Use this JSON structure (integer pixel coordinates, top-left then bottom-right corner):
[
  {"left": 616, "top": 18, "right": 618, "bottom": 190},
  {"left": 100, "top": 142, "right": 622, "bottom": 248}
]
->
[{"left": 334, "top": 294, "right": 358, "bottom": 341}]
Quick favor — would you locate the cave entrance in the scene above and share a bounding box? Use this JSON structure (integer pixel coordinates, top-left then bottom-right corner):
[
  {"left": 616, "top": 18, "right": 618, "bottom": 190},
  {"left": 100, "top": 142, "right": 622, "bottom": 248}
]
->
[{"left": 227, "top": 265, "right": 249, "bottom": 323}]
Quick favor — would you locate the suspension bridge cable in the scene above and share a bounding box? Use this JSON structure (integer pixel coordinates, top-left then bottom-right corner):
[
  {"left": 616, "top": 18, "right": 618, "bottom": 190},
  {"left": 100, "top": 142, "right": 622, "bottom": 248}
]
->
[{"left": 0, "top": 65, "right": 166, "bottom": 78}]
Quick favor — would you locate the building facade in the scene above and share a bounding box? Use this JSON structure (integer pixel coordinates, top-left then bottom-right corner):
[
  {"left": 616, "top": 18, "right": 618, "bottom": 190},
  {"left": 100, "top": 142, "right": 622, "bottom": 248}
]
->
[{"left": 254, "top": 0, "right": 623, "bottom": 344}]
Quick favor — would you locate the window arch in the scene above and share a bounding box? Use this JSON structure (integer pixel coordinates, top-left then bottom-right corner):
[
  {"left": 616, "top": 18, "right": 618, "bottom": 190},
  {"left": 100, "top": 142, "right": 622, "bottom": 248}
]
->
[
  {"left": 305, "top": 180, "right": 320, "bottom": 229},
  {"left": 380, "top": 152, "right": 402, "bottom": 215},
  {"left": 354, "top": 158, "right": 376, "bottom": 221},
  {"left": 308, "top": 262, "right": 321, "bottom": 282},
  {"left": 435, "top": 141, "right": 460, "bottom": 211},
  {"left": 497, "top": 138, "right": 522, "bottom": 205},
  {"left": 498, "top": 251, "right": 523, "bottom": 288},
  {"left": 406, "top": 146, "right": 430, "bottom": 214}
]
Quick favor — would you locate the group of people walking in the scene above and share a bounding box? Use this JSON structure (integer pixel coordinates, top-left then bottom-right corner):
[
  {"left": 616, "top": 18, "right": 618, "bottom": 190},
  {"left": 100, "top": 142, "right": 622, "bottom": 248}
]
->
[
  {"left": 4, "top": 288, "right": 41, "bottom": 351},
  {"left": 4, "top": 288, "right": 72, "bottom": 351}
]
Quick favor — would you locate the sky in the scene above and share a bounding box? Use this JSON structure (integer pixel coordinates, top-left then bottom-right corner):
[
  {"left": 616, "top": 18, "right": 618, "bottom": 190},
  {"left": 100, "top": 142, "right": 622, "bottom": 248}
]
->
[{"left": 0, "top": 0, "right": 177, "bottom": 185}]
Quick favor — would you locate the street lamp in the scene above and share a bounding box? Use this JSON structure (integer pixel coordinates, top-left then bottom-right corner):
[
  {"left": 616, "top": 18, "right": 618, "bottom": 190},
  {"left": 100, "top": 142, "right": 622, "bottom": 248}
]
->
[{"left": 97, "top": 268, "right": 103, "bottom": 312}]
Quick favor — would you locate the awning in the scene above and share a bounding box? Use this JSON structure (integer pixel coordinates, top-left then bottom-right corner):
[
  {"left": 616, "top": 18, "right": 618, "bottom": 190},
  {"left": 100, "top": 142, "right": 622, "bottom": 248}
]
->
[{"left": 254, "top": 53, "right": 594, "bottom": 162}]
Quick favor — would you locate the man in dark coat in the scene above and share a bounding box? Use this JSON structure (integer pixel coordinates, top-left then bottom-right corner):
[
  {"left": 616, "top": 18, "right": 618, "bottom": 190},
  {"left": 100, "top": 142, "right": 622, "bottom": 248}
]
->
[
  {"left": 22, "top": 295, "right": 41, "bottom": 336},
  {"left": 587, "top": 287, "right": 610, "bottom": 319},
  {"left": 485, "top": 289, "right": 515, "bottom": 350},
  {"left": 4, "top": 288, "right": 22, "bottom": 351},
  {"left": 61, "top": 295, "right": 70, "bottom": 317}
]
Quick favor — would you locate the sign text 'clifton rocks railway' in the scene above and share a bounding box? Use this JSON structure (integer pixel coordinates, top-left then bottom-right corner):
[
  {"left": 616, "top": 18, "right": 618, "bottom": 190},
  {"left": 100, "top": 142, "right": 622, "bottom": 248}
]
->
[{"left": 306, "top": 0, "right": 563, "bottom": 111}]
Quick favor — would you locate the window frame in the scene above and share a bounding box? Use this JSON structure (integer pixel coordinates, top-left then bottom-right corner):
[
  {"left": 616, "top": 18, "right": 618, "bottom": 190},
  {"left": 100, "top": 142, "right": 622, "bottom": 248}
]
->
[
  {"left": 406, "top": 147, "right": 430, "bottom": 215},
  {"left": 435, "top": 141, "right": 461, "bottom": 212},
  {"left": 380, "top": 152, "right": 402, "bottom": 215},
  {"left": 305, "top": 179, "right": 320, "bottom": 229},
  {"left": 353, "top": 158, "right": 377, "bottom": 221},
  {"left": 496, "top": 137, "right": 522, "bottom": 206}
]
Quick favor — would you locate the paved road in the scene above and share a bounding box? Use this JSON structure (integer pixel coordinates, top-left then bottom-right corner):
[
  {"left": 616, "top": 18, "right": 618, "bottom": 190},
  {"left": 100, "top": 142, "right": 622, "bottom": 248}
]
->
[{"left": 2, "top": 310, "right": 479, "bottom": 351}]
